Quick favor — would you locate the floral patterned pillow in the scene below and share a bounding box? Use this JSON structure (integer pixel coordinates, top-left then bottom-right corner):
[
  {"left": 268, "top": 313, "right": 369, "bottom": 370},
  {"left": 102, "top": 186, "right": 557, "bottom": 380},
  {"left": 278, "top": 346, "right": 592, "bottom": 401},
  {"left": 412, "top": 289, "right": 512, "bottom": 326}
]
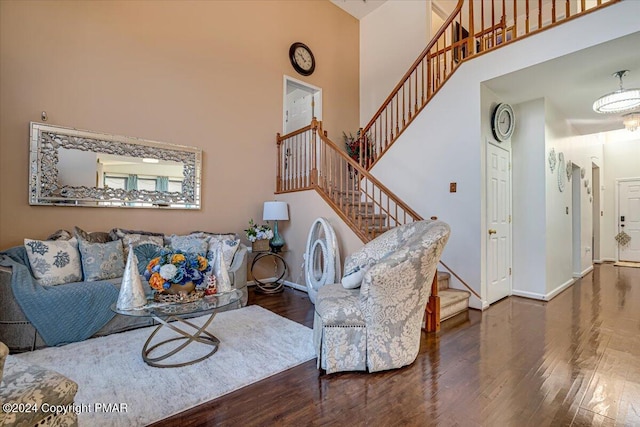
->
[
  {"left": 206, "top": 237, "right": 240, "bottom": 270},
  {"left": 168, "top": 234, "right": 210, "bottom": 257},
  {"left": 24, "top": 238, "right": 82, "bottom": 286},
  {"left": 78, "top": 239, "right": 125, "bottom": 281}
]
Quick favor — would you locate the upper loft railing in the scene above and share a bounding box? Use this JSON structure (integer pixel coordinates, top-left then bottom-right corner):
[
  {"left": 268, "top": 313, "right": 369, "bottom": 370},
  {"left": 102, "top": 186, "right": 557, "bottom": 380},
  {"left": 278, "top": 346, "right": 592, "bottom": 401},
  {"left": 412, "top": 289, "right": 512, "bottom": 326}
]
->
[{"left": 354, "top": 0, "right": 620, "bottom": 170}]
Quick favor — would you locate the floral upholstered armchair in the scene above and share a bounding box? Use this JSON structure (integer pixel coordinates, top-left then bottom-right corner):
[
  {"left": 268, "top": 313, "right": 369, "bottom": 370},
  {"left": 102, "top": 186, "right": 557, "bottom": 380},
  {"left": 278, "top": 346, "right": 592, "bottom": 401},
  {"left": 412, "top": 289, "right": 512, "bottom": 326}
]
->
[{"left": 313, "top": 220, "right": 450, "bottom": 374}]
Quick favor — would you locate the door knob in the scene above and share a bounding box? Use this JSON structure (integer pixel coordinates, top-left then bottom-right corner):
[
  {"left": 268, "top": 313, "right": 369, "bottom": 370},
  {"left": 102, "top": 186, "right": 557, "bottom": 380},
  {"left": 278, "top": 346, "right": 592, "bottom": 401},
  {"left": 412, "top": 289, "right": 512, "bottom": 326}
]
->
[{"left": 488, "top": 229, "right": 497, "bottom": 235}]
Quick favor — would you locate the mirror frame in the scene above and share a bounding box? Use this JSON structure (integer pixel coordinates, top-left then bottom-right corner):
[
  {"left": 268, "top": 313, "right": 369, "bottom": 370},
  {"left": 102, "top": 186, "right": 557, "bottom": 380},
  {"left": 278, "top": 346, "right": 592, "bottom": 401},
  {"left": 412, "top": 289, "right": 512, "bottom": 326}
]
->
[{"left": 29, "top": 122, "right": 202, "bottom": 209}]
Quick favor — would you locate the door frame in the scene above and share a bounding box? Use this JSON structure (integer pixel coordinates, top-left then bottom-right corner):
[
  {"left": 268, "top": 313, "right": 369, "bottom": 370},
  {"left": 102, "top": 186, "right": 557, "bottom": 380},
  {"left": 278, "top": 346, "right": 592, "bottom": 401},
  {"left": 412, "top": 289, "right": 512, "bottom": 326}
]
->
[
  {"left": 615, "top": 177, "right": 640, "bottom": 262},
  {"left": 485, "top": 140, "right": 513, "bottom": 305},
  {"left": 283, "top": 75, "right": 322, "bottom": 134}
]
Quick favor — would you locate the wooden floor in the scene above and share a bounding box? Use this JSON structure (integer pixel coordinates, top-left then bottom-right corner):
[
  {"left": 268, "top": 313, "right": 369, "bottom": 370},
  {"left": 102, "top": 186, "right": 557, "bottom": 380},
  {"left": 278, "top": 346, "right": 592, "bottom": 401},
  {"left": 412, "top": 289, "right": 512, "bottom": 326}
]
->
[{"left": 153, "top": 263, "right": 640, "bottom": 426}]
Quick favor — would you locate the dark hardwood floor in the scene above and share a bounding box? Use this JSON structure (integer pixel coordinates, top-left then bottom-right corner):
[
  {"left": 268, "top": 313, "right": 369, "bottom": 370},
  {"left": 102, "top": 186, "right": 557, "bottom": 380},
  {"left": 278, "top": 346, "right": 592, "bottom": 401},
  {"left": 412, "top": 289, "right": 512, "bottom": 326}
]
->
[{"left": 152, "top": 263, "right": 640, "bottom": 426}]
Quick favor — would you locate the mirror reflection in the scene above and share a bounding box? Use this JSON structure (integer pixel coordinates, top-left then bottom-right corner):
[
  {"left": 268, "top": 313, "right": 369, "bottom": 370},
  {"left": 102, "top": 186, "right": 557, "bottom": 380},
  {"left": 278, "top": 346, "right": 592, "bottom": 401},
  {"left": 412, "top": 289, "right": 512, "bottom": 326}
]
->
[{"left": 29, "top": 122, "right": 201, "bottom": 209}]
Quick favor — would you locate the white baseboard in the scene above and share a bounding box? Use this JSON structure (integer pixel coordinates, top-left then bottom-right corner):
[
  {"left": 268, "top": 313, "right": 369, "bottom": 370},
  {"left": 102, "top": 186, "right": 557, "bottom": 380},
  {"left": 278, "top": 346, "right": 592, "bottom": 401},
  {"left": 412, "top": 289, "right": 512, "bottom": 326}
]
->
[
  {"left": 601, "top": 257, "right": 616, "bottom": 263},
  {"left": 513, "top": 277, "right": 576, "bottom": 301},
  {"left": 511, "top": 289, "right": 547, "bottom": 300},
  {"left": 247, "top": 278, "right": 308, "bottom": 293}
]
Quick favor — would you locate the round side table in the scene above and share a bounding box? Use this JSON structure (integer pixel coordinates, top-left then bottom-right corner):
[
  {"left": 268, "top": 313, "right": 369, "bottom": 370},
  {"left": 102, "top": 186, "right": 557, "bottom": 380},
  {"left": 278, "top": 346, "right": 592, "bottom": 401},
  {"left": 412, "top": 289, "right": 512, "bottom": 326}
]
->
[{"left": 251, "top": 251, "right": 288, "bottom": 294}]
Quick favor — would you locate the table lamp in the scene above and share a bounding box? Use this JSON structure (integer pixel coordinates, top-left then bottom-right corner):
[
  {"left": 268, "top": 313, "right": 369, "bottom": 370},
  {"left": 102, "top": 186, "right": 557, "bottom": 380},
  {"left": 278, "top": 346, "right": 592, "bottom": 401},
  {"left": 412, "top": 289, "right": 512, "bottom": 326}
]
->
[{"left": 263, "top": 201, "right": 289, "bottom": 253}]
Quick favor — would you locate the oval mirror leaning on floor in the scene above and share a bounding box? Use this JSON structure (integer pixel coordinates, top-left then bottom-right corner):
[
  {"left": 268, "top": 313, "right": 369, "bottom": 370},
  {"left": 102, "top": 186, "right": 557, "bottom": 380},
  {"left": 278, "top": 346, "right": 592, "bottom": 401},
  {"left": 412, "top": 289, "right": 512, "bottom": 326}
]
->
[{"left": 29, "top": 122, "right": 202, "bottom": 209}]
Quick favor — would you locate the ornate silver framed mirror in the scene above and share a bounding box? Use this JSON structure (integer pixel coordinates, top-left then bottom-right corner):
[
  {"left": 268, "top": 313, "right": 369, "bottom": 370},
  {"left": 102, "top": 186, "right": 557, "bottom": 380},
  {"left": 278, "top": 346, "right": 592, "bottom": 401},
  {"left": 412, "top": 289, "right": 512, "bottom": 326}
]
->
[{"left": 29, "top": 122, "right": 202, "bottom": 209}]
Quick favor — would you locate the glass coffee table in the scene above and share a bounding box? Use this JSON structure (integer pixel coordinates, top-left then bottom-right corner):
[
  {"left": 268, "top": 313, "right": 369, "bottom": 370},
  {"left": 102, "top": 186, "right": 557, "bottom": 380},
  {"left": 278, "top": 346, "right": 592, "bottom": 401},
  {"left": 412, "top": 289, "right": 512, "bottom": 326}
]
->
[{"left": 112, "top": 290, "right": 242, "bottom": 368}]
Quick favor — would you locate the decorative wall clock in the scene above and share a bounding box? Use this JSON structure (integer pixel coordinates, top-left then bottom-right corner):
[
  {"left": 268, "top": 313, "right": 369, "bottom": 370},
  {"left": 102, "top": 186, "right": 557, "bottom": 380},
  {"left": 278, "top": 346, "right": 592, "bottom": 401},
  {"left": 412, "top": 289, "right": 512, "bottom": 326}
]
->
[
  {"left": 491, "top": 103, "right": 515, "bottom": 142},
  {"left": 557, "top": 152, "right": 565, "bottom": 192},
  {"left": 289, "top": 42, "right": 315, "bottom": 76},
  {"left": 548, "top": 148, "right": 557, "bottom": 172}
]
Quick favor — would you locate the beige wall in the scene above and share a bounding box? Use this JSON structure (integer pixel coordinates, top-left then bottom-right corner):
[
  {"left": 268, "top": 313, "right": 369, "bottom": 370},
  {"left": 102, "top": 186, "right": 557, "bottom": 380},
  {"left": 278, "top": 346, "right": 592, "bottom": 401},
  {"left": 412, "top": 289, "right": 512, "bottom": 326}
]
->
[{"left": 0, "top": 0, "right": 359, "bottom": 248}]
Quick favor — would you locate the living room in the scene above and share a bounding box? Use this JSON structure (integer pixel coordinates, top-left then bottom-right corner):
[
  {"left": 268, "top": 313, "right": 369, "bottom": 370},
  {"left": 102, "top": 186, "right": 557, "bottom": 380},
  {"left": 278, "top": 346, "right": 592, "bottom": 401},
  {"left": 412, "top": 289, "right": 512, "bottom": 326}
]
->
[{"left": 2, "top": 0, "right": 640, "bottom": 426}]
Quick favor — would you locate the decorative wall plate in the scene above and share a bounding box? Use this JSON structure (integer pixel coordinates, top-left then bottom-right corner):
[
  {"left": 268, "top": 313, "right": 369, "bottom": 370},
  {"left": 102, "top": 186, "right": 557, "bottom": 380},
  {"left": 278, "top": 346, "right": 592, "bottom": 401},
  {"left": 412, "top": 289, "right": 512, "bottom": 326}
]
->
[
  {"left": 548, "top": 148, "right": 557, "bottom": 172},
  {"left": 557, "top": 152, "right": 565, "bottom": 192},
  {"left": 584, "top": 179, "right": 589, "bottom": 187},
  {"left": 581, "top": 167, "right": 586, "bottom": 179},
  {"left": 566, "top": 160, "right": 573, "bottom": 181},
  {"left": 587, "top": 186, "right": 591, "bottom": 194}
]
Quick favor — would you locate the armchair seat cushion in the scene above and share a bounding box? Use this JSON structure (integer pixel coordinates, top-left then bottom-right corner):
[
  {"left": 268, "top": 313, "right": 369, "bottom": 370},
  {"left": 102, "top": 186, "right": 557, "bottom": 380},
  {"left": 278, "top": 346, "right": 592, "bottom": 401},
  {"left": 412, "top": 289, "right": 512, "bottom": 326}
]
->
[{"left": 315, "top": 284, "right": 364, "bottom": 326}]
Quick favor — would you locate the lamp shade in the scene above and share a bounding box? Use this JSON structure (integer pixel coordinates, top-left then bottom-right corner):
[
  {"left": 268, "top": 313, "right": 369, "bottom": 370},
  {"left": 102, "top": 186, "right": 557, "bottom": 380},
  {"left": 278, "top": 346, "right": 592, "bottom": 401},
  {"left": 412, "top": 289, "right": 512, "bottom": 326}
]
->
[{"left": 263, "top": 201, "right": 289, "bottom": 221}]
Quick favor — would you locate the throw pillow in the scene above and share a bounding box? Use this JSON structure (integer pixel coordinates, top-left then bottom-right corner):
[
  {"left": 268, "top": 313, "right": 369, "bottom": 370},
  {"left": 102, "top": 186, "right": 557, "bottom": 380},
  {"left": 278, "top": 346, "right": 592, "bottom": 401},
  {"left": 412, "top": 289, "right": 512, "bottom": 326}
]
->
[
  {"left": 78, "top": 239, "right": 125, "bottom": 281},
  {"left": 206, "top": 236, "right": 240, "bottom": 270},
  {"left": 133, "top": 243, "right": 163, "bottom": 275},
  {"left": 168, "top": 234, "right": 210, "bottom": 257},
  {"left": 108, "top": 227, "right": 164, "bottom": 241},
  {"left": 46, "top": 229, "right": 73, "bottom": 241},
  {"left": 24, "top": 238, "right": 82, "bottom": 286},
  {"left": 120, "top": 234, "right": 165, "bottom": 258},
  {"left": 341, "top": 264, "right": 371, "bottom": 289},
  {"left": 74, "top": 226, "right": 113, "bottom": 243}
]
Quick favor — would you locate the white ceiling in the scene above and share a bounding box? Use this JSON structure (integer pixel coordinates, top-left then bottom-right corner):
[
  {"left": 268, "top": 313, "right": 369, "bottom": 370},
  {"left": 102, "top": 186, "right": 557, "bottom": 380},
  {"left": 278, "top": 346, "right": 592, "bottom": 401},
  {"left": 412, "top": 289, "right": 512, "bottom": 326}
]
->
[
  {"left": 484, "top": 31, "right": 640, "bottom": 135},
  {"left": 329, "top": 0, "right": 386, "bottom": 19}
]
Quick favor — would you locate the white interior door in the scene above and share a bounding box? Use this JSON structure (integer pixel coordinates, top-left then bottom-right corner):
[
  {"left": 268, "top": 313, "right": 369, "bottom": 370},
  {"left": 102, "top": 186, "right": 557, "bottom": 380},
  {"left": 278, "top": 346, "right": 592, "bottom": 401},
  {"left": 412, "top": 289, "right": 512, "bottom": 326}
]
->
[
  {"left": 618, "top": 179, "right": 640, "bottom": 262},
  {"left": 283, "top": 76, "right": 322, "bottom": 134},
  {"left": 486, "top": 143, "right": 512, "bottom": 304}
]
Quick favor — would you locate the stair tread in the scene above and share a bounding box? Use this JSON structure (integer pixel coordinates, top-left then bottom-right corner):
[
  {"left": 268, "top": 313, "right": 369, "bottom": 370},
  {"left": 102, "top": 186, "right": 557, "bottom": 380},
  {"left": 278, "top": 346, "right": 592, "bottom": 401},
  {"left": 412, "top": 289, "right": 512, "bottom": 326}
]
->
[{"left": 439, "top": 288, "right": 471, "bottom": 306}]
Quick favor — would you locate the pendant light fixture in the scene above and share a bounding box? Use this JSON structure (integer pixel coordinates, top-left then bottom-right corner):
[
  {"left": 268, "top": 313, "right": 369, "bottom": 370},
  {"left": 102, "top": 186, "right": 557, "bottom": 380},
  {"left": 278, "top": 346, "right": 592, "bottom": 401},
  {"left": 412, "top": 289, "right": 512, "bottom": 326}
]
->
[
  {"left": 623, "top": 112, "right": 640, "bottom": 132},
  {"left": 592, "top": 70, "right": 640, "bottom": 114}
]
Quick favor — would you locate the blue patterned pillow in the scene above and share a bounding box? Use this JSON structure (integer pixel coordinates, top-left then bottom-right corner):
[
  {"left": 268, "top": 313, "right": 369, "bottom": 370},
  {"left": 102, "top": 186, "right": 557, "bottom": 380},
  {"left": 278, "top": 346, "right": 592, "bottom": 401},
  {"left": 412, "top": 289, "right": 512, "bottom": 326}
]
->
[
  {"left": 24, "top": 238, "right": 82, "bottom": 286},
  {"left": 169, "top": 234, "right": 210, "bottom": 257},
  {"left": 133, "top": 243, "right": 163, "bottom": 275},
  {"left": 78, "top": 239, "right": 125, "bottom": 281}
]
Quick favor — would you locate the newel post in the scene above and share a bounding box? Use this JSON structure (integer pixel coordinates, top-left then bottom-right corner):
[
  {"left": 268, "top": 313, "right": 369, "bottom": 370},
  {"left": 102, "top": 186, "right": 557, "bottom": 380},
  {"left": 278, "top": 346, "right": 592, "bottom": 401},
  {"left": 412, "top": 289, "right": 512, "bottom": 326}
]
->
[
  {"left": 467, "top": 0, "right": 475, "bottom": 57},
  {"left": 276, "top": 133, "right": 282, "bottom": 193},
  {"left": 310, "top": 119, "right": 318, "bottom": 187},
  {"left": 425, "top": 272, "right": 440, "bottom": 332}
]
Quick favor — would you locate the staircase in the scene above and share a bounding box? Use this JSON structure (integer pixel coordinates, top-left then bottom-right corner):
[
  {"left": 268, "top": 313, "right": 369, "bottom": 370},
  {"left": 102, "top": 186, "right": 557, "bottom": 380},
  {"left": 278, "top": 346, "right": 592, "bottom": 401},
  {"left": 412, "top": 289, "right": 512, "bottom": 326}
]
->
[{"left": 275, "top": 0, "right": 618, "bottom": 329}]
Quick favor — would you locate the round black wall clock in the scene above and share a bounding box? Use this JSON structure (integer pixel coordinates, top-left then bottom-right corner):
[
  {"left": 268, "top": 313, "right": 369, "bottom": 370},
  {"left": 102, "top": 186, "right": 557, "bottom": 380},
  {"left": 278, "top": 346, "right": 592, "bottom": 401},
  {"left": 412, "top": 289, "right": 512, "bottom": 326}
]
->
[{"left": 289, "top": 42, "right": 315, "bottom": 76}]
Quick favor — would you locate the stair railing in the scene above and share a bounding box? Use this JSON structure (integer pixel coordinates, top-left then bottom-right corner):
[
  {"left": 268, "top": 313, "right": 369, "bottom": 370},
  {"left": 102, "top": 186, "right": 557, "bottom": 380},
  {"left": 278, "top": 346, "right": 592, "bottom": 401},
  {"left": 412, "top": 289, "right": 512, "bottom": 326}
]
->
[{"left": 357, "top": 0, "right": 619, "bottom": 170}]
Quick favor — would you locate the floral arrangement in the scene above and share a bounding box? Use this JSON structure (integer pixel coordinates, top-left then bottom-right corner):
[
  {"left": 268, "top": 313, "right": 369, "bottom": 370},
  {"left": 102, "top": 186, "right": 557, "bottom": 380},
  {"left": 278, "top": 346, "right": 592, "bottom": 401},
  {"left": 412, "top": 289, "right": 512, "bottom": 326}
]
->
[
  {"left": 343, "top": 131, "right": 375, "bottom": 166},
  {"left": 144, "top": 248, "right": 210, "bottom": 292},
  {"left": 244, "top": 219, "right": 273, "bottom": 242}
]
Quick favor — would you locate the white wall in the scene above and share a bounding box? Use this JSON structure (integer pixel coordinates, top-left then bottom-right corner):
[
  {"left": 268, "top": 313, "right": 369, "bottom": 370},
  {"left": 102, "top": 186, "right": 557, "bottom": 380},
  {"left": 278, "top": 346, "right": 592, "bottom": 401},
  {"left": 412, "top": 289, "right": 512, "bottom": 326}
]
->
[
  {"left": 368, "top": 0, "right": 639, "bottom": 306},
  {"left": 511, "top": 98, "right": 547, "bottom": 298},
  {"left": 601, "top": 130, "right": 640, "bottom": 261},
  {"left": 360, "top": 0, "right": 430, "bottom": 127}
]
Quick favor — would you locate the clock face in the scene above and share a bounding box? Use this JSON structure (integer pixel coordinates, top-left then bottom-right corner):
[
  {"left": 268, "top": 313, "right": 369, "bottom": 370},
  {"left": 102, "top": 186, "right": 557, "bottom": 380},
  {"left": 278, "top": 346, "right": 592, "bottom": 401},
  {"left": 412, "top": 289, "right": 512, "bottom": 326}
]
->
[
  {"left": 289, "top": 42, "right": 315, "bottom": 76},
  {"left": 491, "top": 103, "right": 515, "bottom": 142}
]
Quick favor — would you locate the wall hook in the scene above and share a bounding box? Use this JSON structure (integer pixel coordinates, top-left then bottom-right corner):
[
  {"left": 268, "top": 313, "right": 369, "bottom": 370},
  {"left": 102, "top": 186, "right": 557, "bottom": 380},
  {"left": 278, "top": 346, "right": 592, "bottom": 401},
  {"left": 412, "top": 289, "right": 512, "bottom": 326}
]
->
[{"left": 41, "top": 111, "right": 48, "bottom": 121}]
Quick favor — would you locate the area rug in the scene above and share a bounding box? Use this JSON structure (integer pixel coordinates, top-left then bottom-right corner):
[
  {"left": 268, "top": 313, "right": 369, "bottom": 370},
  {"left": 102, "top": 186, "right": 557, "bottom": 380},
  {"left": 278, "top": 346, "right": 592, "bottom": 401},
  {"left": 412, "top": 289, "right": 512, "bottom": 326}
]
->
[
  {"left": 10, "top": 305, "right": 315, "bottom": 426},
  {"left": 614, "top": 261, "right": 640, "bottom": 268}
]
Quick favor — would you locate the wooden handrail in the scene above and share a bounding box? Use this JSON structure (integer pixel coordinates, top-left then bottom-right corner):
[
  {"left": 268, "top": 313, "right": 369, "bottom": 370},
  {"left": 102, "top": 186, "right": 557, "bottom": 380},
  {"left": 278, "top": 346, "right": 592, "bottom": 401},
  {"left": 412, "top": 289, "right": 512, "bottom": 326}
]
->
[{"left": 359, "top": 0, "right": 619, "bottom": 171}]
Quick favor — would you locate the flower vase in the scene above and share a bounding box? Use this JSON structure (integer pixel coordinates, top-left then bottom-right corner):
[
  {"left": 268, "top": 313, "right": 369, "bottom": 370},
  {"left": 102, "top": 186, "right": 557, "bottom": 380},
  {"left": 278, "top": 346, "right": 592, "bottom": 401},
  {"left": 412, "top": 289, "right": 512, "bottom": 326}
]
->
[{"left": 164, "top": 281, "right": 196, "bottom": 295}]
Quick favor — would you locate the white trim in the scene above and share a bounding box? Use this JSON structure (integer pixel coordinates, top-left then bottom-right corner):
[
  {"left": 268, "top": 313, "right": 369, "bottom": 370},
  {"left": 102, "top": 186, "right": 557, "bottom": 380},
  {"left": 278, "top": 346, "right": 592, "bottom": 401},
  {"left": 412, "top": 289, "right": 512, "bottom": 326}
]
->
[
  {"left": 514, "top": 277, "right": 576, "bottom": 301},
  {"left": 247, "top": 278, "right": 308, "bottom": 293},
  {"left": 601, "top": 257, "right": 616, "bottom": 262}
]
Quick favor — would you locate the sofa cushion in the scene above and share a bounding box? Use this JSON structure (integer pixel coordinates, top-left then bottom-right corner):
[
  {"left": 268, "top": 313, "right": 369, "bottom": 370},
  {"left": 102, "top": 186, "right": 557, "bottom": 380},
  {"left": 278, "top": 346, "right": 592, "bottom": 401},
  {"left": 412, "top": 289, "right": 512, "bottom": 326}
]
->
[
  {"left": 23, "top": 238, "right": 82, "bottom": 286},
  {"left": 120, "top": 234, "right": 164, "bottom": 258},
  {"left": 168, "top": 234, "right": 209, "bottom": 257},
  {"left": 78, "top": 239, "right": 125, "bottom": 281},
  {"left": 74, "top": 226, "right": 113, "bottom": 243},
  {"left": 45, "top": 229, "right": 73, "bottom": 241},
  {"left": 133, "top": 243, "right": 163, "bottom": 275}
]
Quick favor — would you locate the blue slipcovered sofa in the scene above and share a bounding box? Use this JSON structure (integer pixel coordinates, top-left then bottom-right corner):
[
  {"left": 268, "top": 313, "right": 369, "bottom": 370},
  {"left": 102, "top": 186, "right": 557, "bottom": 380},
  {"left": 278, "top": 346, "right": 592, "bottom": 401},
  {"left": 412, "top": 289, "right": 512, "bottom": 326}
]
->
[{"left": 0, "top": 230, "right": 248, "bottom": 353}]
